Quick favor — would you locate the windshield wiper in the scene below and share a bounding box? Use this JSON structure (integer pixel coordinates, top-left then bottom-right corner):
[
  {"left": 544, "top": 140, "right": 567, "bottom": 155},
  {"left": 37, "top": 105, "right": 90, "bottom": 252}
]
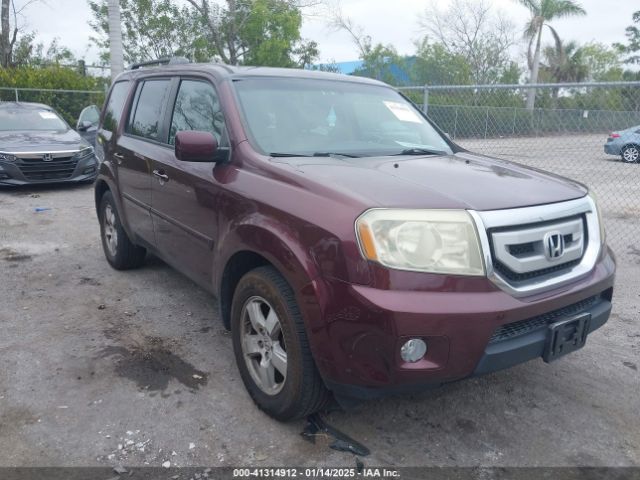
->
[
  {"left": 312, "top": 152, "right": 360, "bottom": 158},
  {"left": 394, "top": 148, "right": 447, "bottom": 156},
  {"left": 269, "top": 152, "right": 360, "bottom": 159},
  {"left": 269, "top": 152, "right": 314, "bottom": 158}
]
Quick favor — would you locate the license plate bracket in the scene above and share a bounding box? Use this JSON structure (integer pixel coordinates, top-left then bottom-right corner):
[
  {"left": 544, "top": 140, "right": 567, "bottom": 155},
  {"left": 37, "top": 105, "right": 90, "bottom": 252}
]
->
[{"left": 543, "top": 312, "right": 591, "bottom": 363}]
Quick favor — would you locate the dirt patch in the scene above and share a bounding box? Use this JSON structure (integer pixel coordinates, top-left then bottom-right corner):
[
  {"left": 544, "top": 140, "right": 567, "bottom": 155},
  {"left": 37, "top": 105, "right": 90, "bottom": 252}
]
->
[
  {"left": 78, "top": 276, "right": 102, "bottom": 286},
  {"left": 97, "top": 339, "right": 208, "bottom": 392},
  {"left": 0, "top": 407, "right": 39, "bottom": 430},
  {"left": 0, "top": 248, "right": 32, "bottom": 262}
]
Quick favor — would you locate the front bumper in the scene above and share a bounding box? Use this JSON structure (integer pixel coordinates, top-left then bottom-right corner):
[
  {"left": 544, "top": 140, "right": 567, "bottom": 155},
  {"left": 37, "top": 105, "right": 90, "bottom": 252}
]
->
[
  {"left": 302, "top": 249, "right": 616, "bottom": 400},
  {"left": 0, "top": 155, "right": 98, "bottom": 186}
]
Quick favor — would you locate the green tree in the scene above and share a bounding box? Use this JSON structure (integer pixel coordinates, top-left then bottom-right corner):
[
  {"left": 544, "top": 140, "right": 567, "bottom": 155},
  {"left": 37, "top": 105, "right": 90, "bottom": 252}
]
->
[
  {"left": 615, "top": 10, "right": 640, "bottom": 65},
  {"left": 514, "top": 0, "right": 586, "bottom": 109},
  {"left": 538, "top": 40, "right": 588, "bottom": 107},
  {"left": 540, "top": 40, "right": 588, "bottom": 83},
  {"left": 579, "top": 42, "right": 624, "bottom": 81},
  {"left": 1, "top": 0, "right": 46, "bottom": 67},
  {"left": 351, "top": 43, "right": 406, "bottom": 84},
  {"left": 185, "top": 0, "right": 318, "bottom": 66},
  {"left": 88, "top": 0, "right": 210, "bottom": 65},
  {"left": 410, "top": 39, "right": 471, "bottom": 86},
  {"left": 3, "top": 32, "right": 80, "bottom": 69},
  {"left": 237, "top": 0, "right": 304, "bottom": 67}
]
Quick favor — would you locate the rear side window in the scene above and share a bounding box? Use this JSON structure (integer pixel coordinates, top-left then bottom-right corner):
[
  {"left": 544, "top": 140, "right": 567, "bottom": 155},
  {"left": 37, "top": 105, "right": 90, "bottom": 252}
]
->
[
  {"left": 127, "top": 79, "right": 171, "bottom": 141},
  {"left": 102, "top": 81, "right": 130, "bottom": 132},
  {"left": 169, "top": 80, "right": 226, "bottom": 146}
]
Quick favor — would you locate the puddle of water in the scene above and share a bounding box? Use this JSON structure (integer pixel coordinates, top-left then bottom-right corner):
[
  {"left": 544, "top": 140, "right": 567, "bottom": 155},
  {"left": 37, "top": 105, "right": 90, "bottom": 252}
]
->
[{"left": 98, "top": 343, "right": 208, "bottom": 391}]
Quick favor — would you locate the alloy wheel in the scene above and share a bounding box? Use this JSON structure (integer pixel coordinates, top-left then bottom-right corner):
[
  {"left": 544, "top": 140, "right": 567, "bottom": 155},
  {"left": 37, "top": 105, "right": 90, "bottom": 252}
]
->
[
  {"left": 622, "top": 146, "right": 639, "bottom": 163},
  {"left": 103, "top": 204, "right": 118, "bottom": 257},
  {"left": 240, "top": 296, "right": 288, "bottom": 395}
]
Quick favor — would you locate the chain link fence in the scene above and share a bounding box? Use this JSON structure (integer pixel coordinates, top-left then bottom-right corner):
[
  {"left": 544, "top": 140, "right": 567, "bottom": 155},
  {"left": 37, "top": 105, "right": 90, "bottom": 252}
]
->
[
  {"left": 399, "top": 81, "right": 640, "bottom": 252},
  {"left": 0, "top": 87, "right": 105, "bottom": 127},
  {"left": 2, "top": 82, "right": 639, "bottom": 251}
]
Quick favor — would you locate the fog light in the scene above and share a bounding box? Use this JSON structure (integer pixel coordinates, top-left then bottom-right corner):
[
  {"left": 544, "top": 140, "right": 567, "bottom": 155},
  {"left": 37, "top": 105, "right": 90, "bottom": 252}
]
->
[
  {"left": 401, "top": 338, "right": 427, "bottom": 363},
  {"left": 83, "top": 166, "right": 96, "bottom": 174}
]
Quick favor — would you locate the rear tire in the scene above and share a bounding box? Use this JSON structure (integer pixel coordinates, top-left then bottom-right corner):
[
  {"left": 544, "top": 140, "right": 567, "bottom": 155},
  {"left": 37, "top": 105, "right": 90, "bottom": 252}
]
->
[
  {"left": 231, "top": 266, "right": 329, "bottom": 421},
  {"left": 621, "top": 145, "right": 639, "bottom": 163},
  {"left": 98, "top": 190, "right": 146, "bottom": 270}
]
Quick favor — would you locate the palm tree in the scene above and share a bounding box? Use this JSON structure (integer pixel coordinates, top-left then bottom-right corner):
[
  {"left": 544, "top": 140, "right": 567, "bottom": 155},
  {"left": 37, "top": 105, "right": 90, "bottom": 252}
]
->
[
  {"left": 539, "top": 40, "right": 589, "bottom": 106},
  {"left": 108, "top": 0, "right": 124, "bottom": 81},
  {"left": 515, "top": 0, "right": 586, "bottom": 109},
  {"left": 541, "top": 41, "right": 588, "bottom": 83}
]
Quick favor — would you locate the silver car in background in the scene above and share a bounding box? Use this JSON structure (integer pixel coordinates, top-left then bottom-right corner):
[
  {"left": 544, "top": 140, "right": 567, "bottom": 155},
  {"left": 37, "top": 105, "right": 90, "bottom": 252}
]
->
[
  {"left": 604, "top": 125, "right": 640, "bottom": 163},
  {"left": 0, "top": 102, "right": 98, "bottom": 186}
]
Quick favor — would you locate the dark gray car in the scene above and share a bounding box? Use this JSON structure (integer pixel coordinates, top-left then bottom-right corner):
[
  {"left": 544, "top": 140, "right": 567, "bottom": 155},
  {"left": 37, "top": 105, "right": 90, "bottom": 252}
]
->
[
  {"left": 604, "top": 125, "right": 640, "bottom": 163},
  {"left": 0, "top": 102, "right": 98, "bottom": 185}
]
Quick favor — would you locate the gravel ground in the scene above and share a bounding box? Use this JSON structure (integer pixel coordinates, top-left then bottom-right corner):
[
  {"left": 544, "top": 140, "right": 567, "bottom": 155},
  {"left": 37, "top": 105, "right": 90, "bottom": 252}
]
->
[{"left": 0, "top": 136, "right": 639, "bottom": 468}]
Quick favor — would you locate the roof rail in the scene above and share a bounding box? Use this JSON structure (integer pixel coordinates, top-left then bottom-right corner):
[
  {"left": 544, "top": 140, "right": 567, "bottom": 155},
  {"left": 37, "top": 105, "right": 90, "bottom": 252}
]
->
[{"left": 130, "top": 57, "right": 190, "bottom": 70}]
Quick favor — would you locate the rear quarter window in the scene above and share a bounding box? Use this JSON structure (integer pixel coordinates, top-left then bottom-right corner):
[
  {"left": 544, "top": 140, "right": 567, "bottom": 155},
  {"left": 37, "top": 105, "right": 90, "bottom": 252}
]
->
[
  {"left": 127, "top": 79, "right": 172, "bottom": 142},
  {"left": 102, "top": 81, "right": 130, "bottom": 133}
]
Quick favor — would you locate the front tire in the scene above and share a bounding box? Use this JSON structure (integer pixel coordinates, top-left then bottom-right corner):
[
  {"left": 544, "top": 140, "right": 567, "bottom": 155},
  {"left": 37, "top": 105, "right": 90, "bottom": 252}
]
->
[
  {"left": 621, "top": 145, "right": 639, "bottom": 163},
  {"left": 231, "top": 266, "right": 329, "bottom": 421},
  {"left": 98, "top": 190, "right": 146, "bottom": 270}
]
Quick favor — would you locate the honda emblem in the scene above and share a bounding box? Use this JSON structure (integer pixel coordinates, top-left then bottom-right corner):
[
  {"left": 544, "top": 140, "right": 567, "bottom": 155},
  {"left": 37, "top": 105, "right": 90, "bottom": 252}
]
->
[
  {"left": 42, "top": 153, "right": 53, "bottom": 162},
  {"left": 544, "top": 231, "right": 565, "bottom": 260}
]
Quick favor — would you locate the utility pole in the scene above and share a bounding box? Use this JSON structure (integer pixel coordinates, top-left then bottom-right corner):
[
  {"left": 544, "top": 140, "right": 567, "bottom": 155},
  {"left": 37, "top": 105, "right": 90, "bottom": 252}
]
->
[{"left": 107, "top": 0, "right": 124, "bottom": 81}]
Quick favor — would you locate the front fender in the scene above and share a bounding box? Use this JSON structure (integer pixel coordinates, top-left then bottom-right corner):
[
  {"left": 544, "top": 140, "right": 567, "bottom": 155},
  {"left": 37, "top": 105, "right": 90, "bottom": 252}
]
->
[{"left": 214, "top": 213, "right": 321, "bottom": 295}]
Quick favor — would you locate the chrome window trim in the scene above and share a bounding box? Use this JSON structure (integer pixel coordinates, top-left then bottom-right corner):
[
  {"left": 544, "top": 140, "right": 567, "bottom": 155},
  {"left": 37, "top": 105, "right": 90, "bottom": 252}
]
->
[{"left": 468, "top": 196, "right": 601, "bottom": 298}]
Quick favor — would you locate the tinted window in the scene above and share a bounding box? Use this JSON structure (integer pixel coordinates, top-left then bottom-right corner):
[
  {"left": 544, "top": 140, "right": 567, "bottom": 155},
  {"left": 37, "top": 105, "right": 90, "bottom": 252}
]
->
[
  {"left": 169, "top": 80, "right": 226, "bottom": 145},
  {"left": 128, "top": 80, "right": 171, "bottom": 141},
  {"left": 0, "top": 107, "right": 67, "bottom": 131},
  {"left": 102, "top": 81, "right": 130, "bottom": 132}
]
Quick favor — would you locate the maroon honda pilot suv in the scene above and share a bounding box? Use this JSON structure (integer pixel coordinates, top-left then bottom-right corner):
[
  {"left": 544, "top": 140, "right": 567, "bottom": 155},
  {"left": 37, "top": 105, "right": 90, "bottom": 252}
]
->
[{"left": 94, "top": 63, "right": 615, "bottom": 421}]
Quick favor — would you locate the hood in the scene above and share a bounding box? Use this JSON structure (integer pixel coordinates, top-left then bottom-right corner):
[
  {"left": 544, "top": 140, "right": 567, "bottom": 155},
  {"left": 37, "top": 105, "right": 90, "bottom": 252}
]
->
[
  {"left": 273, "top": 151, "right": 587, "bottom": 211},
  {"left": 0, "top": 129, "right": 88, "bottom": 153}
]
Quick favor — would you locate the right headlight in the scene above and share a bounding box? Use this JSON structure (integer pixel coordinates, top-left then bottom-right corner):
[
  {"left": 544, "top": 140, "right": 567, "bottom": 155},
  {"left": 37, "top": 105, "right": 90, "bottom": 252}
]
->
[
  {"left": 355, "top": 209, "right": 485, "bottom": 275},
  {"left": 74, "top": 146, "right": 94, "bottom": 159}
]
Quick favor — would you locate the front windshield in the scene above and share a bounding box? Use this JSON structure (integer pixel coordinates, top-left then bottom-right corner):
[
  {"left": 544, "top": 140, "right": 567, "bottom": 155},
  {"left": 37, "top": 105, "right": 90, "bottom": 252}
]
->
[
  {"left": 233, "top": 77, "right": 452, "bottom": 158},
  {"left": 0, "top": 108, "right": 68, "bottom": 132}
]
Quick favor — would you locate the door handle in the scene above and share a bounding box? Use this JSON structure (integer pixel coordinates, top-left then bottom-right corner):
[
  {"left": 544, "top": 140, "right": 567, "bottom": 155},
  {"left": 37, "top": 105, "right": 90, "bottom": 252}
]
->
[
  {"left": 153, "top": 169, "right": 169, "bottom": 182},
  {"left": 113, "top": 152, "right": 124, "bottom": 164}
]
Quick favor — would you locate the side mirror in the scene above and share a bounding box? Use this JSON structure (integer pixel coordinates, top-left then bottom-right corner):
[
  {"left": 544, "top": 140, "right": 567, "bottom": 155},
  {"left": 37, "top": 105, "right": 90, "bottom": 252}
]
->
[
  {"left": 175, "top": 131, "right": 219, "bottom": 163},
  {"left": 78, "top": 120, "right": 93, "bottom": 131}
]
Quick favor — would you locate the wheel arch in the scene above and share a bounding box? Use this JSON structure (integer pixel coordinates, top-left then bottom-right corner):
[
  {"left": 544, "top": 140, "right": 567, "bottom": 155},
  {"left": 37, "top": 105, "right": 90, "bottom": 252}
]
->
[
  {"left": 94, "top": 178, "right": 111, "bottom": 211},
  {"left": 216, "top": 222, "right": 321, "bottom": 330}
]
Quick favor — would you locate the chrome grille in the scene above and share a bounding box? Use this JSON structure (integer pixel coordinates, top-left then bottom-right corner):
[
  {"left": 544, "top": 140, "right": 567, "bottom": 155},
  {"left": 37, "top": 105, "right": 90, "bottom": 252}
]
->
[
  {"left": 489, "top": 216, "right": 585, "bottom": 284},
  {"left": 470, "top": 197, "right": 602, "bottom": 297}
]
